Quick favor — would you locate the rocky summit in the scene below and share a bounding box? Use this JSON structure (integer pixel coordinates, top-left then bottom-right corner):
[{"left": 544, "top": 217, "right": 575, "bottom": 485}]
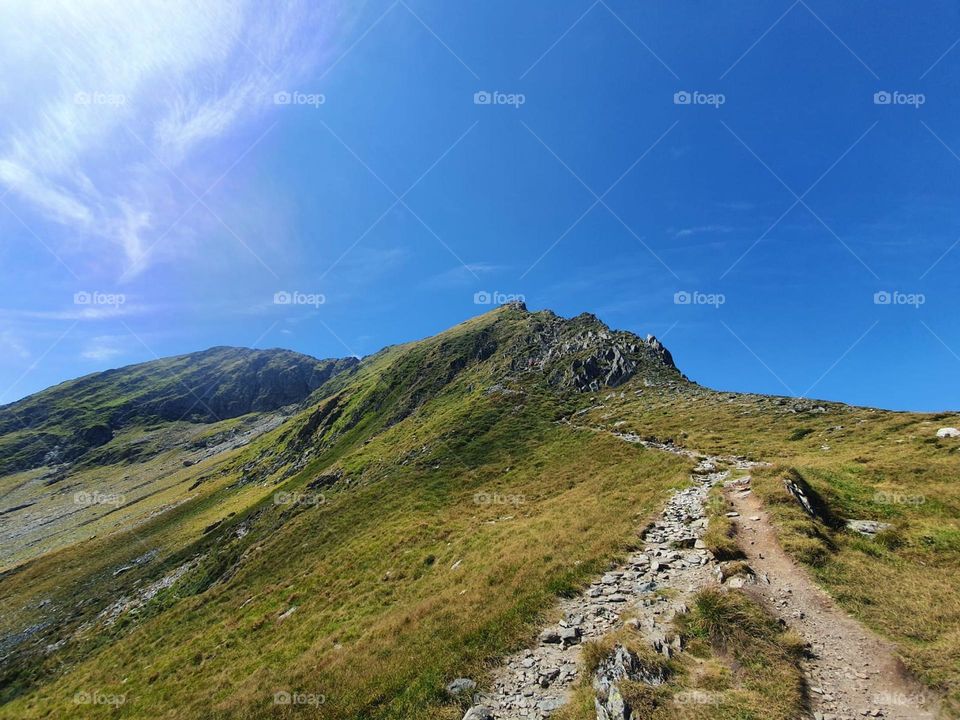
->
[{"left": 0, "top": 304, "right": 955, "bottom": 720}]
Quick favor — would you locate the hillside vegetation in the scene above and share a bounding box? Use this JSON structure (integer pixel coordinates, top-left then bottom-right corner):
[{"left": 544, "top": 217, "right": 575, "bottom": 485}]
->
[
  {"left": 0, "top": 303, "right": 957, "bottom": 719},
  {"left": 0, "top": 346, "right": 356, "bottom": 475}
]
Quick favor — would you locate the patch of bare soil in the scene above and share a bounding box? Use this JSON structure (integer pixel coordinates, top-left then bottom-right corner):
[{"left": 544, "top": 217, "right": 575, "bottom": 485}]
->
[{"left": 727, "top": 478, "right": 938, "bottom": 720}]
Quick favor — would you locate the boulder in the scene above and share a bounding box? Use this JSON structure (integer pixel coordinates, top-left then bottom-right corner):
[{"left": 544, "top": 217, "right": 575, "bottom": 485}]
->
[
  {"left": 539, "top": 628, "right": 562, "bottom": 644},
  {"left": 937, "top": 427, "right": 960, "bottom": 438},
  {"left": 846, "top": 519, "right": 892, "bottom": 536},
  {"left": 593, "top": 644, "right": 667, "bottom": 720},
  {"left": 559, "top": 626, "right": 582, "bottom": 646},
  {"left": 446, "top": 678, "right": 477, "bottom": 698},
  {"left": 462, "top": 706, "right": 493, "bottom": 720}
]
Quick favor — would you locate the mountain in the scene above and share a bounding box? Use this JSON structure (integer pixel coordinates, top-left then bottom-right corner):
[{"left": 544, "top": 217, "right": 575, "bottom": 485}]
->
[
  {"left": 0, "top": 347, "right": 358, "bottom": 475},
  {"left": 0, "top": 304, "right": 957, "bottom": 720}
]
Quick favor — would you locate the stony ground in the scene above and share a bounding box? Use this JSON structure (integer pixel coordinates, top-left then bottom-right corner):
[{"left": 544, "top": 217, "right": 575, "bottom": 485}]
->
[
  {"left": 463, "top": 433, "right": 940, "bottom": 720},
  {"left": 477, "top": 457, "right": 731, "bottom": 719},
  {"left": 728, "top": 479, "right": 937, "bottom": 720}
]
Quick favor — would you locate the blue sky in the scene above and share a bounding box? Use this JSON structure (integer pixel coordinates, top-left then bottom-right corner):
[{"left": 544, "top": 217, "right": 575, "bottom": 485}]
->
[{"left": 1, "top": 0, "right": 959, "bottom": 412}]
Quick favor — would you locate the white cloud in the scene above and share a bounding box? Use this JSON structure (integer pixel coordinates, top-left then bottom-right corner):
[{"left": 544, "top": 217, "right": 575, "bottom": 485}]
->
[
  {"left": 0, "top": 329, "right": 31, "bottom": 360},
  {"left": 673, "top": 225, "right": 734, "bottom": 239},
  {"left": 0, "top": 0, "right": 350, "bottom": 277},
  {"left": 427, "top": 262, "right": 505, "bottom": 288},
  {"left": 0, "top": 160, "right": 93, "bottom": 225},
  {"left": 80, "top": 334, "right": 126, "bottom": 361},
  {"left": 0, "top": 304, "right": 152, "bottom": 322}
]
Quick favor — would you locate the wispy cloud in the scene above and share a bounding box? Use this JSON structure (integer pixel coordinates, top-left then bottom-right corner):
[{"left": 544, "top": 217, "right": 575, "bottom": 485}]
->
[
  {"left": 80, "top": 335, "right": 127, "bottom": 361},
  {"left": 427, "top": 262, "right": 505, "bottom": 288},
  {"left": 0, "top": 329, "right": 31, "bottom": 360},
  {"left": 0, "top": 303, "right": 155, "bottom": 322},
  {"left": 0, "top": 0, "right": 351, "bottom": 277},
  {"left": 673, "top": 225, "right": 734, "bottom": 239}
]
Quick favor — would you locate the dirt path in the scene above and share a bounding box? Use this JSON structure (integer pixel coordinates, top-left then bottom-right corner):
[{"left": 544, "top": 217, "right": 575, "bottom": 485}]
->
[
  {"left": 463, "top": 428, "right": 940, "bottom": 720},
  {"left": 725, "top": 475, "right": 938, "bottom": 720}
]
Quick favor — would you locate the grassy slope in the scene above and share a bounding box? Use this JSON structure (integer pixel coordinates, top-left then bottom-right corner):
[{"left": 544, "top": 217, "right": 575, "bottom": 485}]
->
[
  {"left": 0, "top": 311, "right": 686, "bottom": 718},
  {"left": 0, "top": 342, "right": 691, "bottom": 718},
  {"left": 581, "top": 386, "right": 960, "bottom": 715},
  {"left": 2, "top": 306, "right": 958, "bottom": 718},
  {"left": 0, "top": 347, "right": 354, "bottom": 475},
  {"left": 0, "top": 413, "right": 285, "bottom": 570}
]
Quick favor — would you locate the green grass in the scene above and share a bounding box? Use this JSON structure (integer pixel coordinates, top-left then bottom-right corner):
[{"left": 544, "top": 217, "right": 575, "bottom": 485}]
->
[
  {"left": 702, "top": 485, "right": 745, "bottom": 561},
  {"left": 0, "top": 375, "right": 689, "bottom": 719},
  {"left": 583, "top": 387, "right": 960, "bottom": 716},
  {"left": 2, "top": 304, "right": 959, "bottom": 718},
  {"left": 554, "top": 589, "right": 807, "bottom": 720}
]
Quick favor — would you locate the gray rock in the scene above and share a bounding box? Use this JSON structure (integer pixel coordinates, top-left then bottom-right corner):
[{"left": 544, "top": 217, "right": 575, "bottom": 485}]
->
[
  {"left": 538, "top": 697, "right": 565, "bottom": 712},
  {"left": 446, "top": 678, "right": 476, "bottom": 697},
  {"left": 559, "top": 626, "right": 582, "bottom": 646},
  {"left": 605, "top": 684, "right": 628, "bottom": 720},
  {"left": 462, "top": 706, "right": 493, "bottom": 720},
  {"left": 937, "top": 427, "right": 960, "bottom": 438},
  {"left": 845, "top": 519, "right": 892, "bottom": 536},
  {"left": 539, "top": 628, "right": 561, "bottom": 644}
]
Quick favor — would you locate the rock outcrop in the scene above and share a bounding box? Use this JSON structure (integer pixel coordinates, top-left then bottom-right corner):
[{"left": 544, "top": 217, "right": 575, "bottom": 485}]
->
[{"left": 505, "top": 308, "right": 680, "bottom": 393}]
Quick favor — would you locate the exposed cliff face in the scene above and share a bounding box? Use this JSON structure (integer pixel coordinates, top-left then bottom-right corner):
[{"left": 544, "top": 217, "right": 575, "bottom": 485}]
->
[
  {"left": 0, "top": 348, "right": 358, "bottom": 474},
  {"left": 503, "top": 305, "right": 681, "bottom": 392}
]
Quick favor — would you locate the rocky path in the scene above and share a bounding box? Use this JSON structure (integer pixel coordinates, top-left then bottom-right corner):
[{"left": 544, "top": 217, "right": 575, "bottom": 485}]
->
[
  {"left": 462, "top": 430, "right": 940, "bottom": 720},
  {"left": 726, "top": 477, "right": 937, "bottom": 720},
  {"left": 474, "top": 458, "right": 731, "bottom": 719}
]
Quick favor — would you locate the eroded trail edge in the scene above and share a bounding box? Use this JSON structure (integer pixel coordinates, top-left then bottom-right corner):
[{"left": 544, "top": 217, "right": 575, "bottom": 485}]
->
[
  {"left": 727, "top": 476, "right": 937, "bottom": 720},
  {"left": 461, "top": 434, "right": 937, "bottom": 720}
]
